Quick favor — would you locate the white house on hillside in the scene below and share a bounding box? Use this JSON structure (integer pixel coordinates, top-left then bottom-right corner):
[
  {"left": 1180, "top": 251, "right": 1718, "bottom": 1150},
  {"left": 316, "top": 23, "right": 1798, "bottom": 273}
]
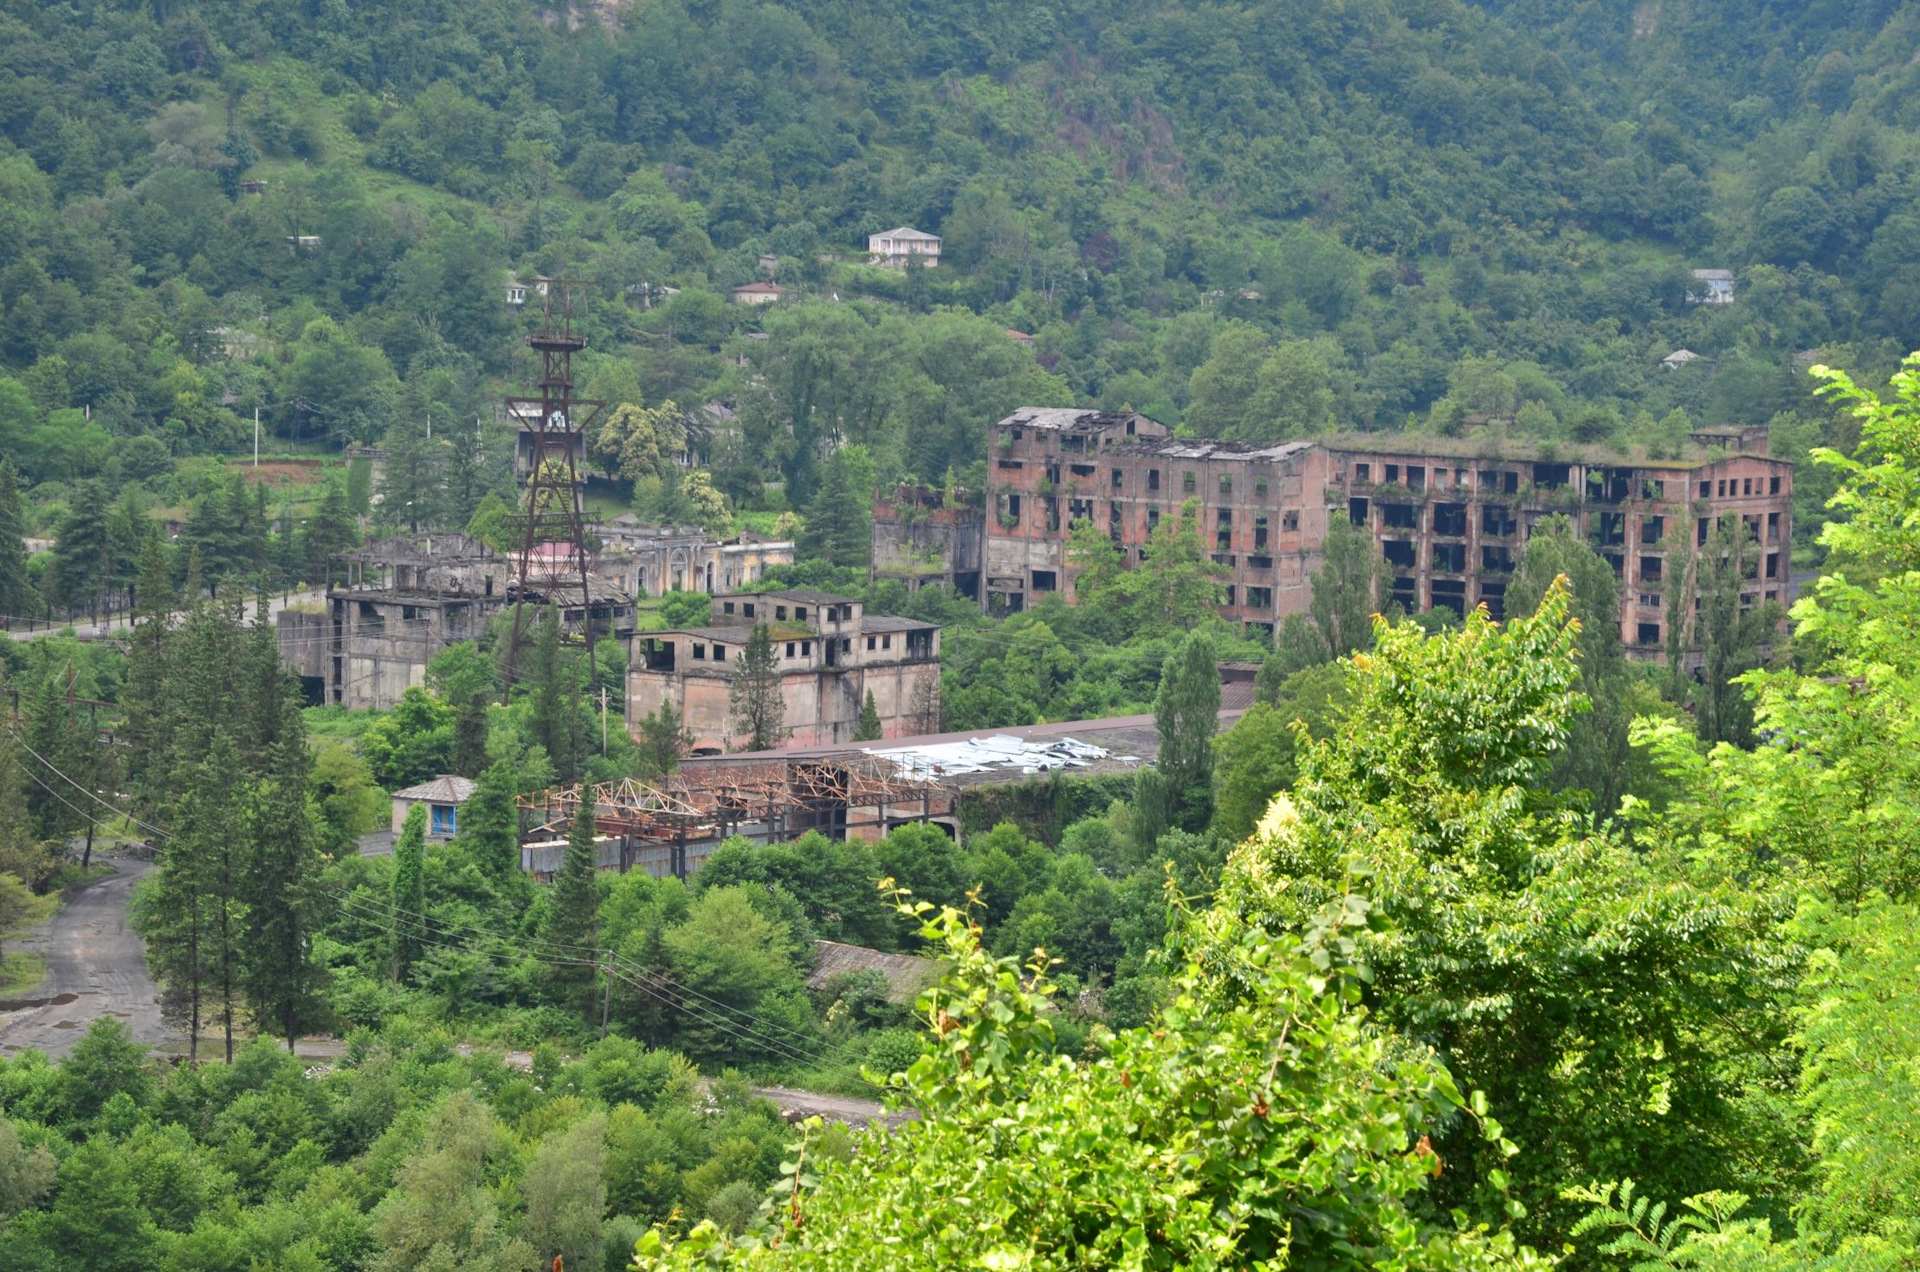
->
[{"left": 867, "top": 227, "right": 941, "bottom": 268}]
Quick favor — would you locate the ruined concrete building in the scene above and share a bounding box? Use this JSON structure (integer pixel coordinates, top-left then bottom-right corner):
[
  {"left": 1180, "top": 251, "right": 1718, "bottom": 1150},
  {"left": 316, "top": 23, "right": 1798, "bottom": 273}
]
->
[
  {"left": 978, "top": 408, "right": 1794, "bottom": 655},
  {"left": 592, "top": 517, "right": 794, "bottom": 597},
  {"left": 871, "top": 483, "right": 984, "bottom": 597},
  {"left": 629, "top": 589, "right": 941, "bottom": 752},
  {"left": 279, "top": 532, "right": 636, "bottom": 710}
]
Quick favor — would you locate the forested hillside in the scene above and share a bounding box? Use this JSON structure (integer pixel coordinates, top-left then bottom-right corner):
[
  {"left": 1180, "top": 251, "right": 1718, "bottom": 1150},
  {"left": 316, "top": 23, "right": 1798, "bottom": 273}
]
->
[
  {"left": 3, "top": 0, "right": 1918, "bottom": 525},
  {"left": 4, "top": 3, "right": 1920, "bottom": 1269}
]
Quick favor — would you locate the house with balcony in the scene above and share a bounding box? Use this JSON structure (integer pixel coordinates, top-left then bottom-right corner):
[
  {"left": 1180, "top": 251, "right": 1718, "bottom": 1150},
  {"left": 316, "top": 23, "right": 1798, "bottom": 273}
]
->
[
  {"left": 629, "top": 590, "right": 941, "bottom": 751},
  {"left": 866, "top": 227, "right": 941, "bottom": 268}
]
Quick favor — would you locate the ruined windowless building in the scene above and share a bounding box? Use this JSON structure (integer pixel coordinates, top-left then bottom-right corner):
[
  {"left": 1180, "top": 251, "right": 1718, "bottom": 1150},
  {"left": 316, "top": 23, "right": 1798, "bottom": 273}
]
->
[{"left": 980, "top": 408, "right": 1793, "bottom": 655}]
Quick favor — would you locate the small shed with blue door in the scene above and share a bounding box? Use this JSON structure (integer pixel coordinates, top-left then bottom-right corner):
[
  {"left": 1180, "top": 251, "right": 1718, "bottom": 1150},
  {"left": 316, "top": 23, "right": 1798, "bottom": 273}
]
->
[{"left": 391, "top": 775, "right": 479, "bottom": 840}]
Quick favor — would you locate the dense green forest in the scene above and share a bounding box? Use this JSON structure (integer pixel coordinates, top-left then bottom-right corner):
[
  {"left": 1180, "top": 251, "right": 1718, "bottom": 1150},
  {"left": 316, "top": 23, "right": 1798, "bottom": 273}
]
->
[
  {"left": 3, "top": 0, "right": 1920, "bottom": 591},
  {"left": 3, "top": 0, "right": 1920, "bottom": 1267}
]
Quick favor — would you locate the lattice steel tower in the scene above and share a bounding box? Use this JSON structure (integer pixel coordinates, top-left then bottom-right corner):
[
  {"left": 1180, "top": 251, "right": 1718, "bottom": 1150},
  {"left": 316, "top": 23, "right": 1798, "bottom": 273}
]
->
[{"left": 502, "top": 280, "right": 606, "bottom": 699}]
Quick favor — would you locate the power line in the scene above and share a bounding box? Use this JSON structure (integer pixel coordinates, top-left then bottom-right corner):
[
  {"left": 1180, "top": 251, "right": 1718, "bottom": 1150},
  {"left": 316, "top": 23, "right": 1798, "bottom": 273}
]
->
[{"left": 13, "top": 726, "right": 829, "bottom": 1065}]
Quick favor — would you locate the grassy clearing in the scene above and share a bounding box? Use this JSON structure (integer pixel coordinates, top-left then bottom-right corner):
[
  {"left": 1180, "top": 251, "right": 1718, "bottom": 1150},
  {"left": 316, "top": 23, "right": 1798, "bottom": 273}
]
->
[{"left": 0, "top": 953, "right": 46, "bottom": 997}]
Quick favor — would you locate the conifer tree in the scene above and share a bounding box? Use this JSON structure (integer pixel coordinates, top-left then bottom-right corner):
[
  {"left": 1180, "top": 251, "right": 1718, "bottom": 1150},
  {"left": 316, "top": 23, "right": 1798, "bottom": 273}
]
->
[
  {"left": 461, "top": 760, "right": 521, "bottom": 881},
  {"left": 544, "top": 797, "right": 601, "bottom": 1013},
  {"left": 391, "top": 802, "right": 427, "bottom": 979},
  {"left": 799, "top": 449, "right": 872, "bottom": 566},
  {"left": 728, "top": 623, "right": 786, "bottom": 751},
  {"left": 452, "top": 688, "right": 491, "bottom": 778},
  {"left": 1151, "top": 629, "right": 1221, "bottom": 830},
  {"left": 0, "top": 457, "right": 31, "bottom": 619},
  {"left": 48, "top": 479, "right": 114, "bottom": 619},
  {"left": 239, "top": 597, "right": 323, "bottom": 1049},
  {"left": 526, "top": 606, "right": 585, "bottom": 783},
  {"left": 22, "top": 670, "right": 84, "bottom": 844},
  {"left": 138, "top": 595, "right": 249, "bottom": 1064},
  {"left": 854, "top": 689, "right": 883, "bottom": 741},
  {"left": 122, "top": 534, "right": 176, "bottom": 801},
  {"left": 635, "top": 700, "right": 692, "bottom": 779},
  {"left": 305, "top": 482, "right": 357, "bottom": 586}
]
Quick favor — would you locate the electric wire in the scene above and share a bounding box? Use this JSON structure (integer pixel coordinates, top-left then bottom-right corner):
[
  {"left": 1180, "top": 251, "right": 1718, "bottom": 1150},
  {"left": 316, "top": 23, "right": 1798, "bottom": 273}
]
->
[{"left": 14, "top": 723, "right": 833, "bottom": 1065}]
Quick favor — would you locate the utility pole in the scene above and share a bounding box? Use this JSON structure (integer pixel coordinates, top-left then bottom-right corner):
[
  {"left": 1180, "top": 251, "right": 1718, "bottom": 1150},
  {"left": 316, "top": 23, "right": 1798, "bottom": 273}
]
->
[
  {"left": 254, "top": 406, "right": 260, "bottom": 468},
  {"left": 600, "top": 685, "right": 609, "bottom": 753}
]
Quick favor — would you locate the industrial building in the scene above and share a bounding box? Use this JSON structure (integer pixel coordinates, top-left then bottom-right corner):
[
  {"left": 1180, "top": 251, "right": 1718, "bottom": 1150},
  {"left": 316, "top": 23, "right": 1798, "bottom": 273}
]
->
[
  {"left": 978, "top": 408, "right": 1794, "bottom": 654},
  {"left": 278, "top": 532, "right": 636, "bottom": 710},
  {"left": 870, "top": 483, "right": 984, "bottom": 597},
  {"left": 628, "top": 589, "right": 941, "bottom": 752},
  {"left": 592, "top": 517, "right": 794, "bottom": 597}
]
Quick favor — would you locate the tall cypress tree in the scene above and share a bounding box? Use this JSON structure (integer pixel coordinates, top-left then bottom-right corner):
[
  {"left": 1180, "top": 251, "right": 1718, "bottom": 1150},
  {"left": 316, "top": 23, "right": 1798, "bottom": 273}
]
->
[
  {"left": 1151, "top": 629, "right": 1221, "bottom": 830},
  {"left": 543, "top": 796, "right": 601, "bottom": 1014},
  {"left": 451, "top": 689, "right": 491, "bottom": 779},
  {"left": 390, "top": 802, "right": 428, "bottom": 980},
  {"left": 460, "top": 760, "right": 521, "bottom": 881}
]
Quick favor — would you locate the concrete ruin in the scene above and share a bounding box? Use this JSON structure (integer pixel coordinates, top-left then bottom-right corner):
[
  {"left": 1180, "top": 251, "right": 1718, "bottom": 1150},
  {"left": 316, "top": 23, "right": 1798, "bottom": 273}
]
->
[
  {"left": 975, "top": 408, "right": 1795, "bottom": 654},
  {"left": 591, "top": 517, "right": 794, "bottom": 598},
  {"left": 629, "top": 589, "right": 941, "bottom": 752},
  {"left": 870, "top": 483, "right": 984, "bottom": 598},
  {"left": 281, "top": 532, "right": 637, "bottom": 710}
]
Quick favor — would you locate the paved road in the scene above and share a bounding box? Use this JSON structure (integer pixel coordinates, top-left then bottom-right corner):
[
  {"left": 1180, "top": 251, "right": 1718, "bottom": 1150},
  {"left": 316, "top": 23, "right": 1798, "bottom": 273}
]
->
[
  {"left": 0, "top": 854, "right": 172, "bottom": 1059},
  {"left": 4, "top": 589, "right": 326, "bottom": 643}
]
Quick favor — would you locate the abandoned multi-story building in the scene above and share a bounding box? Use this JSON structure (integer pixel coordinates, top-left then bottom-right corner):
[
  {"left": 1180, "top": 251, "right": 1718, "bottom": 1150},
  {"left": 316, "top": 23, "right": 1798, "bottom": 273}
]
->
[
  {"left": 278, "top": 533, "right": 637, "bottom": 710},
  {"left": 980, "top": 407, "right": 1794, "bottom": 655},
  {"left": 871, "top": 483, "right": 985, "bottom": 598},
  {"left": 629, "top": 589, "right": 941, "bottom": 752},
  {"left": 591, "top": 517, "right": 794, "bottom": 598}
]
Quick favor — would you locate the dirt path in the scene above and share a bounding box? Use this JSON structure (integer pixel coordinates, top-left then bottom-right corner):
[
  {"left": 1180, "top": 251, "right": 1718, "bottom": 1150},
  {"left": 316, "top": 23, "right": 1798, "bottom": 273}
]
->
[
  {"left": 0, "top": 854, "right": 172, "bottom": 1060},
  {"left": 0, "top": 861, "right": 903, "bottom": 1128}
]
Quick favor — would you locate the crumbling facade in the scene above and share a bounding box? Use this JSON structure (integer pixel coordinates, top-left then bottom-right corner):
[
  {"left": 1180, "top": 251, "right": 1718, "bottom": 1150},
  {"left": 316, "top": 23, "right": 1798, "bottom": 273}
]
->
[
  {"left": 280, "top": 532, "right": 637, "bottom": 710},
  {"left": 1332, "top": 437, "right": 1790, "bottom": 650},
  {"left": 871, "top": 484, "right": 984, "bottom": 598},
  {"left": 592, "top": 519, "right": 794, "bottom": 597},
  {"left": 982, "top": 408, "right": 1338, "bottom": 631},
  {"left": 629, "top": 590, "right": 941, "bottom": 752},
  {"left": 981, "top": 409, "right": 1794, "bottom": 654}
]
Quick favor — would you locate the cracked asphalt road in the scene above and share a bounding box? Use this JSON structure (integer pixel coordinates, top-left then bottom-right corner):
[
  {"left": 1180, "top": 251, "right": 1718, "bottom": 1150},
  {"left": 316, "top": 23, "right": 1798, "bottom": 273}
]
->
[{"left": 0, "top": 854, "right": 172, "bottom": 1060}]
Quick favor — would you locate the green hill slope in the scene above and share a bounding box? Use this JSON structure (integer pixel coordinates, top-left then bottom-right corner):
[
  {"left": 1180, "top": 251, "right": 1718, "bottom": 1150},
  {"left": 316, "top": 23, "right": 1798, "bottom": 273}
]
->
[{"left": 1, "top": 0, "right": 1914, "bottom": 507}]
